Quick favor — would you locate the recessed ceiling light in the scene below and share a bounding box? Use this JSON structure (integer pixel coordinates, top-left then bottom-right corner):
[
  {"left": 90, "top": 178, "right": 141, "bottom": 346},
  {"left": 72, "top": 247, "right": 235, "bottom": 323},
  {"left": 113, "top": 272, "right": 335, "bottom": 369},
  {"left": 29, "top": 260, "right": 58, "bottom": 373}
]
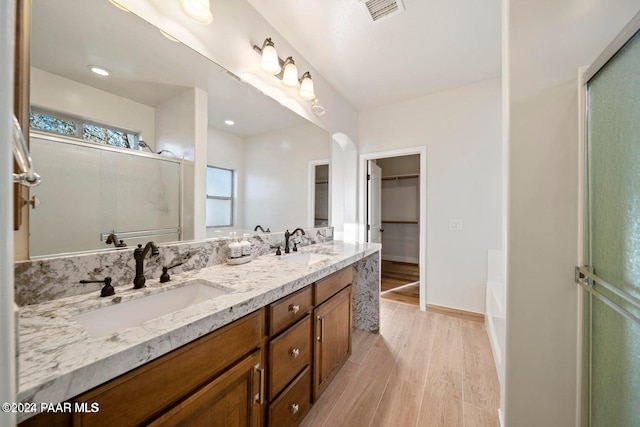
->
[
  {"left": 224, "top": 120, "right": 235, "bottom": 126},
  {"left": 108, "top": 0, "right": 130, "bottom": 12},
  {"left": 88, "top": 66, "right": 111, "bottom": 77}
]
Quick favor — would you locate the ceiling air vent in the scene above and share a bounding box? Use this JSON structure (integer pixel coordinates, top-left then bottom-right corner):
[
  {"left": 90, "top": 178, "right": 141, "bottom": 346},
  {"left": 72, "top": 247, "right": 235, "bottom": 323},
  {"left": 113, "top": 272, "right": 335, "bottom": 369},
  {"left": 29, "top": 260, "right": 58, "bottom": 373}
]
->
[{"left": 360, "top": 0, "right": 404, "bottom": 23}]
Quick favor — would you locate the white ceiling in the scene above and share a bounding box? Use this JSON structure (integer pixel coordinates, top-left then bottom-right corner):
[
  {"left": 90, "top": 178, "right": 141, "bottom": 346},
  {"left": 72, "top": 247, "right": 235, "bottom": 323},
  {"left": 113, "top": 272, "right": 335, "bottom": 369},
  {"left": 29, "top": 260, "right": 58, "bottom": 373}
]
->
[
  {"left": 31, "top": 0, "right": 311, "bottom": 138},
  {"left": 248, "top": 0, "right": 502, "bottom": 110}
]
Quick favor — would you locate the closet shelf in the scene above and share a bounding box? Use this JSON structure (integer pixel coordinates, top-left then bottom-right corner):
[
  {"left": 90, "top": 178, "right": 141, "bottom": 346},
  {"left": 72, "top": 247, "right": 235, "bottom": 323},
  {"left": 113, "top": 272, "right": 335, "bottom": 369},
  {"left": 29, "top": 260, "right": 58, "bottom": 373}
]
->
[
  {"left": 381, "top": 220, "right": 419, "bottom": 224},
  {"left": 381, "top": 173, "right": 419, "bottom": 181}
]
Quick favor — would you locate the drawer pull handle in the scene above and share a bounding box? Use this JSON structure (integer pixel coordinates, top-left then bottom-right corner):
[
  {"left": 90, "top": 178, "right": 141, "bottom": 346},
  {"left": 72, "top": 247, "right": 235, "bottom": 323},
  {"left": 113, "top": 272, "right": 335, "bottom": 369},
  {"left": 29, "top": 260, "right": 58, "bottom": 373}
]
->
[
  {"left": 254, "top": 363, "right": 265, "bottom": 405},
  {"left": 290, "top": 348, "right": 300, "bottom": 358},
  {"left": 289, "top": 304, "right": 300, "bottom": 314},
  {"left": 290, "top": 403, "right": 299, "bottom": 414}
]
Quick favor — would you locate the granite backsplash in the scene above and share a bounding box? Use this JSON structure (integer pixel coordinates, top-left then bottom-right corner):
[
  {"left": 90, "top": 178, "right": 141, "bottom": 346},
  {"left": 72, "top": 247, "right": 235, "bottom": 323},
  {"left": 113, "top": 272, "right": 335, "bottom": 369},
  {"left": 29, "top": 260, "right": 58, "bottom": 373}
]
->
[{"left": 15, "top": 227, "right": 333, "bottom": 306}]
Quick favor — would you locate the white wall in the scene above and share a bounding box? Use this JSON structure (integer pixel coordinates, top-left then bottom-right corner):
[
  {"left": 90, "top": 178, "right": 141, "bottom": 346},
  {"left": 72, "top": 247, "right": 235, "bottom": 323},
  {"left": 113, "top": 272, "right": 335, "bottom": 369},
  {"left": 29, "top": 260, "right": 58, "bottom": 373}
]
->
[
  {"left": 244, "top": 123, "right": 329, "bottom": 232},
  {"left": 206, "top": 127, "right": 245, "bottom": 236},
  {"left": 504, "top": 1, "right": 640, "bottom": 426},
  {"left": 359, "top": 79, "right": 502, "bottom": 314},
  {"left": 331, "top": 134, "right": 359, "bottom": 242},
  {"left": 155, "top": 87, "right": 208, "bottom": 240},
  {"left": 118, "top": 0, "right": 359, "bottom": 142},
  {"left": 30, "top": 67, "right": 156, "bottom": 148},
  {"left": 1, "top": 0, "right": 17, "bottom": 425}
]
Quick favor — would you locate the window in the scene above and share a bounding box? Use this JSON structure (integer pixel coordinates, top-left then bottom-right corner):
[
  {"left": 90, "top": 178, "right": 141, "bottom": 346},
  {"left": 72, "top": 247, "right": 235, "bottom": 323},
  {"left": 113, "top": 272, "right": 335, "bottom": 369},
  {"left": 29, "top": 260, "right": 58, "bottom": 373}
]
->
[
  {"left": 206, "top": 166, "right": 234, "bottom": 227},
  {"left": 29, "top": 109, "right": 139, "bottom": 149}
]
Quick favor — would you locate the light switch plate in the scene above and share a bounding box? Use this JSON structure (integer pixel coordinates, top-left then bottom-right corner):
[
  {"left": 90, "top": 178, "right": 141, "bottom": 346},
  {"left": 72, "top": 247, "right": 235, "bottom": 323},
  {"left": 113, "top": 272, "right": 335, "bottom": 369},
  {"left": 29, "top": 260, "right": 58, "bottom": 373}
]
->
[{"left": 449, "top": 220, "right": 462, "bottom": 231}]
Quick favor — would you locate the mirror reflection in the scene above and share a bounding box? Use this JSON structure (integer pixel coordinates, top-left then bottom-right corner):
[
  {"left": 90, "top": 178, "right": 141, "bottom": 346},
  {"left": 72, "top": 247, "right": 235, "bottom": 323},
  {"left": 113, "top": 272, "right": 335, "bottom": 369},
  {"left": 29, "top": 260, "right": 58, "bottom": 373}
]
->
[{"left": 29, "top": 0, "right": 330, "bottom": 258}]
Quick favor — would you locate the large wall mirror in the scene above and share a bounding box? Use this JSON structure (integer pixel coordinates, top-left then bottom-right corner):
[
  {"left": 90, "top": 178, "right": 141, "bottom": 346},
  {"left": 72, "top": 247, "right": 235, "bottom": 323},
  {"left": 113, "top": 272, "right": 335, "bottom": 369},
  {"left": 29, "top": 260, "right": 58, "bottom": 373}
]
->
[{"left": 28, "top": 0, "right": 330, "bottom": 258}]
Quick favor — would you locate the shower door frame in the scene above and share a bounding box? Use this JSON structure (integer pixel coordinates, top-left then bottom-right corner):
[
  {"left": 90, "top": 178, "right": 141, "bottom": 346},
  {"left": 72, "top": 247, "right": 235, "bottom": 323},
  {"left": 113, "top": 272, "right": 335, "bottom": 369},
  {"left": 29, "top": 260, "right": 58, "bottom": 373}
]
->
[{"left": 578, "top": 10, "right": 640, "bottom": 427}]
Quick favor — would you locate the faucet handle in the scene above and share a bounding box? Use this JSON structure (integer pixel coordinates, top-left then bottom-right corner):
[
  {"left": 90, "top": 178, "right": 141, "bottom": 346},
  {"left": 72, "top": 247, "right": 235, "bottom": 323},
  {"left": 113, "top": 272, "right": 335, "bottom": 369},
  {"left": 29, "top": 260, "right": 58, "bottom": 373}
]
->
[
  {"left": 160, "top": 262, "right": 183, "bottom": 283},
  {"left": 80, "top": 277, "right": 115, "bottom": 297},
  {"left": 293, "top": 242, "right": 298, "bottom": 252},
  {"left": 101, "top": 277, "right": 115, "bottom": 297}
]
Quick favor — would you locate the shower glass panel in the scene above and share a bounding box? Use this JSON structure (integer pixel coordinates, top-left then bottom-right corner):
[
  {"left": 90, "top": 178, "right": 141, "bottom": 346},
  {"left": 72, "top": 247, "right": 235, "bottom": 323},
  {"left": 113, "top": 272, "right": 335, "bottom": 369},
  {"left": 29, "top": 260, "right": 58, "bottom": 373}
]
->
[
  {"left": 584, "top": 29, "right": 640, "bottom": 427},
  {"left": 29, "top": 134, "right": 181, "bottom": 256}
]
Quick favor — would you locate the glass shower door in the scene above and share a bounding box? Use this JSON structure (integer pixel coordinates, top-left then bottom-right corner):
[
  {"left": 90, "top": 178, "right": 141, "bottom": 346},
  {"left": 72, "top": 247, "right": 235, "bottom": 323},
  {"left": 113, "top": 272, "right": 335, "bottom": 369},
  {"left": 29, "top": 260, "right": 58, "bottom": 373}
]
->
[{"left": 581, "top": 29, "right": 640, "bottom": 427}]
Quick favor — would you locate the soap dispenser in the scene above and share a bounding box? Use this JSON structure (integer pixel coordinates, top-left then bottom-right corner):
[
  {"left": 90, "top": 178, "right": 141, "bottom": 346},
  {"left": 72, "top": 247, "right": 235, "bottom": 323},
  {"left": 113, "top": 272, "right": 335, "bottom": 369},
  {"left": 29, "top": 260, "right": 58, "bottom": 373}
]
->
[
  {"left": 228, "top": 232, "right": 242, "bottom": 259},
  {"left": 240, "top": 233, "right": 252, "bottom": 257}
]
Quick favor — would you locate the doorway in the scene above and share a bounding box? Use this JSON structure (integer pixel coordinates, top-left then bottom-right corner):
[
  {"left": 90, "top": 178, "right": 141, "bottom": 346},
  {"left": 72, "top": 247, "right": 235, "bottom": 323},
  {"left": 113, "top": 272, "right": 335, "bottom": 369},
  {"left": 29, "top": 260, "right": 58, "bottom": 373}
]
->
[
  {"left": 308, "top": 160, "right": 330, "bottom": 228},
  {"left": 362, "top": 149, "right": 426, "bottom": 309}
]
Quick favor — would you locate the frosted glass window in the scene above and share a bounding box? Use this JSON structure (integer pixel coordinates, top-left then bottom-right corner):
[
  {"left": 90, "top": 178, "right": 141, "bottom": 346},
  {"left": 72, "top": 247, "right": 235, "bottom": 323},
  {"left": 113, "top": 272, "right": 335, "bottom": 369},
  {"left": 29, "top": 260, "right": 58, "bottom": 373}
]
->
[
  {"left": 29, "top": 109, "right": 139, "bottom": 150},
  {"left": 584, "top": 29, "right": 640, "bottom": 427},
  {"left": 206, "top": 199, "right": 232, "bottom": 228},
  {"left": 206, "top": 166, "right": 234, "bottom": 227},
  {"left": 83, "top": 123, "right": 138, "bottom": 149},
  {"left": 30, "top": 111, "right": 77, "bottom": 137}
]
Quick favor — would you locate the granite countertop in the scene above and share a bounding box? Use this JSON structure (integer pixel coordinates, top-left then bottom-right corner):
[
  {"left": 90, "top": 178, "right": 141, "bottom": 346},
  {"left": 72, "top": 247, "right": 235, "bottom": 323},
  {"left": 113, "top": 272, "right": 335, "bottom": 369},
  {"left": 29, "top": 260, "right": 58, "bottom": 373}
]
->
[{"left": 17, "top": 241, "right": 380, "bottom": 418}]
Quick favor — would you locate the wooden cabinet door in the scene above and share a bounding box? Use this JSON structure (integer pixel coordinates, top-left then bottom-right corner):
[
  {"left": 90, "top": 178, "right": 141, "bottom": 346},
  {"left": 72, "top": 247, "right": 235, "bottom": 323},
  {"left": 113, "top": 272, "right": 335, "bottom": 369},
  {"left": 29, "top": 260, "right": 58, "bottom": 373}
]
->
[
  {"left": 149, "top": 350, "right": 264, "bottom": 427},
  {"left": 313, "top": 285, "right": 352, "bottom": 401}
]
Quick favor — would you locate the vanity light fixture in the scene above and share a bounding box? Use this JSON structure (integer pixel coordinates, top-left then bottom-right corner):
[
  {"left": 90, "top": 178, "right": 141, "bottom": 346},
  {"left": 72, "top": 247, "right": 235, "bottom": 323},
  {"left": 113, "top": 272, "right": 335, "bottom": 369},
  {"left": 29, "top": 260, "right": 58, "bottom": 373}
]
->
[
  {"left": 224, "top": 120, "right": 235, "bottom": 126},
  {"left": 252, "top": 38, "right": 322, "bottom": 107},
  {"left": 88, "top": 65, "right": 110, "bottom": 77},
  {"left": 311, "top": 99, "right": 326, "bottom": 116},
  {"left": 180, "top": 0, "right": 213, "bottom": 25},
  {"left": 281, "top": 57, "right": 299, "bottom": 87},
  {"left": 258, "top": 38, "right": 282, "bottom": 74},
  {"left": 298, "top": 72, "right": 315, "bottom": 100}
]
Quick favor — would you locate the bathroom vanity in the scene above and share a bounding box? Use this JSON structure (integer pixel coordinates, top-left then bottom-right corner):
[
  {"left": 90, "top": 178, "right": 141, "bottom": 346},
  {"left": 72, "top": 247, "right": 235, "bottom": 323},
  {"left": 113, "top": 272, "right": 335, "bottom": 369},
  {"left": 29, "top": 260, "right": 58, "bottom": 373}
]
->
[{"left": 15, "top": 240, "right": 380, "bottom": 426}]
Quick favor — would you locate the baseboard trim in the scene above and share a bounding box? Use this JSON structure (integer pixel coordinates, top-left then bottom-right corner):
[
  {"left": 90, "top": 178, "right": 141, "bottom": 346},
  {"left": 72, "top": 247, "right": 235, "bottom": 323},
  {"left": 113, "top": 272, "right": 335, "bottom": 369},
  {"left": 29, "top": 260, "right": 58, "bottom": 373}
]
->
[{"left": 425, "top": 304, "right": 485, "bottom": 323}]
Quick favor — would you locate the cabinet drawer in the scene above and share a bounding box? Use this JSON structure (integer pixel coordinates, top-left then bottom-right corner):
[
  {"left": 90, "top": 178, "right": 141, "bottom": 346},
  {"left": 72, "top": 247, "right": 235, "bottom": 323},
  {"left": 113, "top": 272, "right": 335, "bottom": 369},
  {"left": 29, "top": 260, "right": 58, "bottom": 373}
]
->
[
  {"left": 74, "top": 309, "right": 264, "bottom": 427},
  {"left": 268, "top": 315, "right": 312, "bottom": 400},
  {"left": 314, "top": 267, "right": 353, "bottom": 305},
  {"left": 268, "top": 367, "right": 312, "bottom": 427},
  {"left": 269, "top": 285, "right": 312, "bottom": 336}
]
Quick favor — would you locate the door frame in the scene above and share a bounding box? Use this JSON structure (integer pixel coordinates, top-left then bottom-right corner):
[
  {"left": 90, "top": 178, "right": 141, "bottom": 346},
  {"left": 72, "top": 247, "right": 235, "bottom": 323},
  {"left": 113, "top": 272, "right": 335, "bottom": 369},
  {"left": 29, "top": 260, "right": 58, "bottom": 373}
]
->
[
  {"left": 308, "top": 159, "right": 330, "bottom": 229},
  {"left": 576, "top": 66, "right": 587, "bottom": 427},
  {"left": 577, "top": 11, "right": 640, "bottom": 426},
  {"left": 1, "top": 0, "right": 18, "bottom": 425},
  {"left": 366, "top": 160, "right": 382, "bottom": 243},
  {"left": 359, "top": 146, "right": 427, "bottom": 311}
]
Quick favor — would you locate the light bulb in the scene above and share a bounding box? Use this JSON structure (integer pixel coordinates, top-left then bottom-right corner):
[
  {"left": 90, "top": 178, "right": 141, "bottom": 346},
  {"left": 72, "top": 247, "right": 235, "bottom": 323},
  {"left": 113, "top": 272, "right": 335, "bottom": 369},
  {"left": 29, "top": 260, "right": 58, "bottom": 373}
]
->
[
  {"left": 180, "top": 0, "right": 213, "bottom": 25},
  {"left": 281, "top": 57, "right": 299, "bottom": 87},
  {"left": 298, "top": 72, "right": 315, "bottom": 100},
  {"left": 260, "top": 39, "right": 281, "bottom": 74}
]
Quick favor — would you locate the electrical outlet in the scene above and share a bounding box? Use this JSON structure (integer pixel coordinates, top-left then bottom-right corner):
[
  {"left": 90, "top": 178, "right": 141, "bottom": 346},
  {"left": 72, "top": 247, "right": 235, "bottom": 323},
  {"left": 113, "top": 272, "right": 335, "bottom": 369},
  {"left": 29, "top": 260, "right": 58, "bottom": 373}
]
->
[{"left": 449, "top": 220, "right": 462, "bottom": 231}]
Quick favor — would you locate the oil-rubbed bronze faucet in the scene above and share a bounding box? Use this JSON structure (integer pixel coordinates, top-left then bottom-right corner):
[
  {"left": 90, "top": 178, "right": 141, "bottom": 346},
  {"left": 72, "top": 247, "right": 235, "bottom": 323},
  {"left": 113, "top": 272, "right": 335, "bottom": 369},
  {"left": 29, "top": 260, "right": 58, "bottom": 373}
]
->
[
  {"left": 133, "top": 242, "right": 159, "bottom": 289},
  {"left": 254, "top": 225, "right": 271, "bottom": 233},
  {"left": 105, "top": 233, "right": 127, "bottom": 248},
  {"left": 284, "top": 228, "right": 305, "bottom": 254}
]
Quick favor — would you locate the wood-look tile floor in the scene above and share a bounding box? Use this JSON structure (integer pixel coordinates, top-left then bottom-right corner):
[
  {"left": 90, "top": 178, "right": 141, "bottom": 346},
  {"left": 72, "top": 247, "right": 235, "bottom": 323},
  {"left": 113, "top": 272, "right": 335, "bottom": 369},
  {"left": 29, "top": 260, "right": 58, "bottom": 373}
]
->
[
  {"left": 381, "top": 261, "right": 420, "bottom": 306},
  {"left": 300, "top": 299, "right": 500, "bottom": 427}
]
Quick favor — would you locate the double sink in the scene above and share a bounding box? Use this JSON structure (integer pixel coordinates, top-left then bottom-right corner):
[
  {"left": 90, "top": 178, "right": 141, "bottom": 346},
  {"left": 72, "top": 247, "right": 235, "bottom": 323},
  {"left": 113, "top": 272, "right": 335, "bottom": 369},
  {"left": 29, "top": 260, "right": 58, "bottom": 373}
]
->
[{"left": 72, "top": 251, "right": 332, "bottom": 338}]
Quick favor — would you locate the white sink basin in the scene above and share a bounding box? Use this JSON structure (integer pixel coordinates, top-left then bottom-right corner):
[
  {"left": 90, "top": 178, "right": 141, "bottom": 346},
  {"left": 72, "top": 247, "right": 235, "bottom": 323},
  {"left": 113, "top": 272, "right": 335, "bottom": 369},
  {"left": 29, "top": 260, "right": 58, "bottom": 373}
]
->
[
  {"left": 281, "top": 252, "right": 331, "bottom": 266},
  {"left": 72, "top": 281, "right": 230, "bottom": 337}
]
